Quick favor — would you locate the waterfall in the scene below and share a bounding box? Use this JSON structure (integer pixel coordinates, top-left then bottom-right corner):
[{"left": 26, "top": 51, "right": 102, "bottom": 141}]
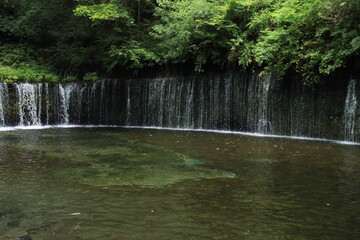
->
[
  {"left": 89, "top": 83, "right": 97, "bottom": 123},
  {"left": 100, "top": 81, "right": 105, "bottom": 122},
  {"left": 223, "top": 74, "right": 232, "bottom": 130},
  {"left": 16, "top": 83, "right": 42, "bottom": 126},
  {"left": 185, "top": 78, "right": 194, "bottom": 128},
  {"left": 37, "top": 83, "right": 42, "bottom": 124},
  {"left": 198, "top": 78, "right": 205, "bottom": 129},
  {"left": 247, "top": 74, "right": 271, "bottom": 133},
  {"left": 45, "top": 83, "right": 50, "bottom": 125},
  {"left": 78, "top": 86, "right": 86, "bottom": 124},
  {"left": 0, "top": 82, "right": 7, "bottom": 126},
  {"left": 112, "top": 80, "right": 118, "bottom": 124},
  {"left": 126, "top": 81, "right": 131, "bottom": 126},
  {"left": 59, "top": 84, "right": 76, "bottom": 125},
  {"left": 0, "top": 72, "right": 357, "bottom": 142},
  {"left": 257, "top": 74, "right": 271, "bottom": 134},
  {"left": 344, "top": 79, "right": 358, "bottom": 142}
]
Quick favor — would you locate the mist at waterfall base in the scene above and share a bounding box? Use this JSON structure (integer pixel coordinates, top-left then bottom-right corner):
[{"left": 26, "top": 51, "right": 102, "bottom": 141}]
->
[
  {"left": 0, "top": 71, "right": 359, "bottom": 142},
  {"left": 1, "top": 128, "right": 360, "bottom": 240}
]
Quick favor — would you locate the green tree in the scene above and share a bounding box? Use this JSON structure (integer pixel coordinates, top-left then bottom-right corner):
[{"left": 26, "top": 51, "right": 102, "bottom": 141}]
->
[{"left": 0, "top": 0, "right": 359, "bottom": 83}]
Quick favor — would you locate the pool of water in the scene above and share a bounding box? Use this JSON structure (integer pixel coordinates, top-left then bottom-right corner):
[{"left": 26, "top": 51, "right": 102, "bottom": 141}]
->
[{"left": 0, "top": 127, "right": 360, "bottom": 240}]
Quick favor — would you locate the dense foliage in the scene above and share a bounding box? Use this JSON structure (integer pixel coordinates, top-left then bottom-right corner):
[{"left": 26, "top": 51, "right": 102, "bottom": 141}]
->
[{"left": 0, "top": 0, "right": 359, "bottom": 83}]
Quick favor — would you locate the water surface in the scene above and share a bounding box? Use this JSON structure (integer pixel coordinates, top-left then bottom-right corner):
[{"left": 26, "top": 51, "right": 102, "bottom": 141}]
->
[{"left": 0, "top": 128, "right": 360, "bottom": 240}]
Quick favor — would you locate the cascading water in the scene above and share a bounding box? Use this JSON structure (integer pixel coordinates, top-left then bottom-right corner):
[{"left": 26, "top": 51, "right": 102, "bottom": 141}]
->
[
  {"left": 37, "top": 83, "right": 42, "bottom": 124},
  {"left": 0, "top": 82, "right": 7, "bottom": 126},
  {"left": 45, "top": 83, "right": 50, "bottom": 125},
  {"left": 89, "top": 83, "right": 97, "bottom": 123},
  {"left": 16, "top": 83, "right": 42, "bottom": 126},
  {"left": 0, "top": 71, "right": 357, "bottom": 142},
  {"left": 100, "top": 81, "right": 105, "bottom": 122},
  {"left": 77, "top": 86, "right": 86, "bottom": 123},
  {"left": 126, "top": 81, "right": 131, "bottom": 126},
  {"left": 110, "top": 73, "right": 352, "bottom": 141},
  {"left": 257, "top": 74, "right": 271, "bottom": 134},
  {"left": 58, "top": 84, "right": 76, "bottom": 125},
  {"left": 344, "top": 80, "right": 358, "bottom": 142}
]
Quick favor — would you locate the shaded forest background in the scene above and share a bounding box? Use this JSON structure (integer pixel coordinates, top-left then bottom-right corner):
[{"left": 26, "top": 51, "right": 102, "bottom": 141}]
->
[{"left": 0, "top": 0, "right": 359, "bottom": 83}]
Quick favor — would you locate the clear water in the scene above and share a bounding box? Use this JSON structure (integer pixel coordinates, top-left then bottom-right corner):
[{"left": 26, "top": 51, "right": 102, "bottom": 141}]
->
[{"left": 1, "top": 128, "right": 360, "bottom": 240}]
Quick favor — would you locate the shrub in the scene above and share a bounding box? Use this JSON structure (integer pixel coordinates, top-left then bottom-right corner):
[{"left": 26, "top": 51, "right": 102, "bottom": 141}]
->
[{"left": 83, "top": 72, "right": 99, "bottom": 82}]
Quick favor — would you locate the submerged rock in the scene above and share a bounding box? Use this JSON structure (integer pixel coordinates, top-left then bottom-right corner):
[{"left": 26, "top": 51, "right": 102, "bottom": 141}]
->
[
  {"left": 53, "top": 140, "right": 235, "bottom": 187},
  {"left": 19, "top": 235, "right": 32, "bottom": 240}
]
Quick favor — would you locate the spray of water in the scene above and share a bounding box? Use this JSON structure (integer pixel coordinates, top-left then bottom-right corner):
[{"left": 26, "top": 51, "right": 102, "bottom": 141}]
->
[{"left": 344, "top": 79, "right": 358, "bottom": 142}]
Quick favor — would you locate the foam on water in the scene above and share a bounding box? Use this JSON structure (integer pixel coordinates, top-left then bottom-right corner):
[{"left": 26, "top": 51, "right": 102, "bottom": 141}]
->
[
  {"left": 1, "top": 124, "right": 358, "bottom": 145},
  {"left": 0, "top": 125, "right": 119, "bottom": 131},
  {"left": 122, "top": 126, "right": 360, "bottom": 145}
]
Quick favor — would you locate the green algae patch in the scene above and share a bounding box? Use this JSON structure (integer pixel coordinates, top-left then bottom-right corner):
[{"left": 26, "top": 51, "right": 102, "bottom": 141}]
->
[
  {"left": 1, "top": 130, "right": 234, "bottom": 187},
  {"left": 52, "top": 141, "right": 235, "bottom": 188}
]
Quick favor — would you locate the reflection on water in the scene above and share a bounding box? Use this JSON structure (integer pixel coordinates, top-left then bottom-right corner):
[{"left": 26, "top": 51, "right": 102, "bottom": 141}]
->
[{"left": 0, "top": 128, "right": 360, "bottom": 240}]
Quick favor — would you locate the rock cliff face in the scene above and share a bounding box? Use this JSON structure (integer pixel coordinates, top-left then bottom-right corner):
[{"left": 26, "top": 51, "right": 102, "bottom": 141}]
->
[{"left": 0, "top": 71, "right": 358, "bottom": 142}]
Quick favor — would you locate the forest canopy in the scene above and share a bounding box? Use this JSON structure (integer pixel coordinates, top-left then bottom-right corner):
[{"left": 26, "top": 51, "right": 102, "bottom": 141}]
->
[{"left": 0, "top": 0, "right": 359, "bottom": 83}]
